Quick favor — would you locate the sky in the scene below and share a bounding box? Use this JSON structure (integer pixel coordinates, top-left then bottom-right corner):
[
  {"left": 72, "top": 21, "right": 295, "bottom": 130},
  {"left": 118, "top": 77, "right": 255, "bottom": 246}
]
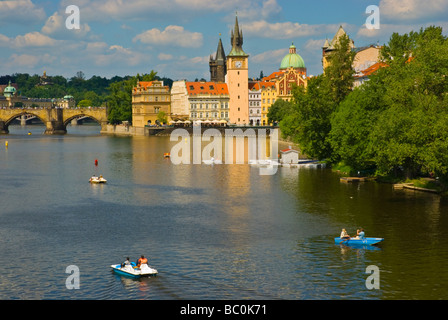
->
[{"left": 0, "top": 0, "right": 447, "bottom": 82}]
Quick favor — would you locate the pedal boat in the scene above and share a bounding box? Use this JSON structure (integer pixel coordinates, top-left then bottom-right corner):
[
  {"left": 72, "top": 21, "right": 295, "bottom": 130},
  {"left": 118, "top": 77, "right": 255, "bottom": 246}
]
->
[
  {"left": 111, "top": 262, "right": 158, "bottom": 278},
  {"left": 89, "top": 176, "right": 107, "bottom": 184}
]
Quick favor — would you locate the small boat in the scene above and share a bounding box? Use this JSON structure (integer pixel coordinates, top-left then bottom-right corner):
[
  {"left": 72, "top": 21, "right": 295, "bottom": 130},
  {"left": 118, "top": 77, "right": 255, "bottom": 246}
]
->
[
  {"left": 89, "top": 175, "right": 107, "bottom": 184},
  {"left": 202, "top": 158, "right": 222, "bottom": 165},
  {"left": 335, "top": 237, "right": 384, "bottom": 246},
  {"left": 164, "top": 153, "right": 170, "bottom": 158},
  {"left": 110, "top": 262, "right": 158, "bottom": 278}
]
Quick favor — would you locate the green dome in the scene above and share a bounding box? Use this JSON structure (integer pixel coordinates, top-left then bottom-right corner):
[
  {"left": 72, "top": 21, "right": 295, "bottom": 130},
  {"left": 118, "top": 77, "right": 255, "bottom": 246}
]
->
[
  {"left": 3, "top": 81, "right": 16, "bottom": 97},
  {"left": 280, "top": 43, "right": 305, "bottom": 69}
]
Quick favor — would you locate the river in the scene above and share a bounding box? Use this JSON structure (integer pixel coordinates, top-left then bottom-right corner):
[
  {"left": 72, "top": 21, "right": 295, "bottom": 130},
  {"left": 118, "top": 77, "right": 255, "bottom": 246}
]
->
[{"left": 0, "top": 124, "right": 447, "bottom": 300}]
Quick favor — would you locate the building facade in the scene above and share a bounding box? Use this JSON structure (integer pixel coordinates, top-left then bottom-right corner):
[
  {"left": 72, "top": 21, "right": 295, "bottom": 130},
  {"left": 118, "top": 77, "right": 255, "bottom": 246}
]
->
[
  {"left": 170, "top": 80, "right": 190, "bottom": 120},
  {"left": 248, "top": 81, "right": 261, "bottom": 126},
  {"left": 132, "top": 80, "right": 171, "bottom": 127},
  {"left": 226, "top": 15, "right": 249, "bottom": 125},
  {"left": 260, "top": 81, "right": 277, "bottom": 126},
  {"left": 185, "top": 81, "right": 229, "bottom": 123}
]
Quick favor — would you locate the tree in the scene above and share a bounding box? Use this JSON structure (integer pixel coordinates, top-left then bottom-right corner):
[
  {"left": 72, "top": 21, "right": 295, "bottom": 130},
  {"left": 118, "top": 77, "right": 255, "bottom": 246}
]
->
[
  {"left": 106, "top": 71, "right": 157, "bottom": 124},
  {"left": 280, "top": 33, "right": 356, "bottom": 160},
  {"left": 330, "top": 26, "right": 448, "bottom": 181},
  {"left": 281, "top": 75, "right": 336, "bottom": 160},
  {"left": 157, "top": 111, "right": 168, "bottom": 124},
  {"left": 267, "top": 98, "right": 292, "bottom": 124},
  {"left": 324, "top": 34, "right": 356, "bottom": 104}
]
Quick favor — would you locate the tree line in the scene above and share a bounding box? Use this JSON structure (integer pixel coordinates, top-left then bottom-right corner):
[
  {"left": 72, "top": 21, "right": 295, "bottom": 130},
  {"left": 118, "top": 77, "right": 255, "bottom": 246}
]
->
[
  {"left": 271, "top": 26, "right": 448, "bottom": 184},
  {"left": 0, "top": 70, "right": 172, "bottom": 124}
]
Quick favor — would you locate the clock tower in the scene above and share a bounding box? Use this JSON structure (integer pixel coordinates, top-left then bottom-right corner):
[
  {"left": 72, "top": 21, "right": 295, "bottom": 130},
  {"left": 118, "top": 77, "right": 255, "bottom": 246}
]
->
[{"left": 226, "top": 15, "right": 249, "bottom": 125}]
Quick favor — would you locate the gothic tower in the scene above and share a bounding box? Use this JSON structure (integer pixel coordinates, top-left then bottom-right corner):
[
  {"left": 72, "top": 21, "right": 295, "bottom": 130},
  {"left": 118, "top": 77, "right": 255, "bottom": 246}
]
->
[
  {"left": 209, "top": 37, "right": 227, "bottom": 83},
  {"left": 226, "top": 15, "right": 249, "bottom": 125}
]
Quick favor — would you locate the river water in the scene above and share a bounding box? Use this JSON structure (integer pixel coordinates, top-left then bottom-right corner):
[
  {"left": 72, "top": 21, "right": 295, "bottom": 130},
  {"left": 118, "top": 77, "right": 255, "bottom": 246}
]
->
[{"left": 0, "top": 124, "right": 447, "bottom": 300}]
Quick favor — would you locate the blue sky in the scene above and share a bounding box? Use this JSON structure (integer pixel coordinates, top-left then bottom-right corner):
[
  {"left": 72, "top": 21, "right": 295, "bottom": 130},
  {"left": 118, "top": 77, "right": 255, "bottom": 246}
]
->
[{"left": 1, "top": 0, "right": 447, "bottom": 81}]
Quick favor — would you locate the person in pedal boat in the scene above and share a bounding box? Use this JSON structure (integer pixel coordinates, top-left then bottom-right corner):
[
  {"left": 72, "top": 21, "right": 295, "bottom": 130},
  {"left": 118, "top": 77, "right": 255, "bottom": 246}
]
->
[
  {"left": 121, "top": 257, "right": 131, "bottom": 268},
  {"left": 137, "top": 255, "right": 148, "bottom": 267}
]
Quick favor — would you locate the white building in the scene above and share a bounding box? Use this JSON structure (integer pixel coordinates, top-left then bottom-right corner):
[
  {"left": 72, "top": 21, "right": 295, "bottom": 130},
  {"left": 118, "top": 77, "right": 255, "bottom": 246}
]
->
[
  {"left": 248, "top": 81, "right": 261, "bottom": 126},
  {"left": 171, "top": 80, "right": 230, "bottom": 123}
]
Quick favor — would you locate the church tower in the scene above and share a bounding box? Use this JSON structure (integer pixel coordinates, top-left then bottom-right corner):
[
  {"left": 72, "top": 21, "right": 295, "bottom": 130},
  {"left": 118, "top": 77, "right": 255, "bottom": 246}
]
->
[
  {"left": 226, "top": 14, "right": 249, "bottom": 125},
  {"left": 209, "top": 36, "right": 227, "bottom": 83}
]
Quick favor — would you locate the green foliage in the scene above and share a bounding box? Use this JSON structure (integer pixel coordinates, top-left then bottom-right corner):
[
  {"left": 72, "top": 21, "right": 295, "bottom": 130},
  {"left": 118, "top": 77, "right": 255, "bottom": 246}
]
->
[
  {"left": 281, "top": 34, "right": 355, "bottom": 160},
  {"left": 267, "top": 98, "right": 292, "bottom": 124},
  {"left": 106, "top": 71, "right": 157, "bottom": 124},
  {"left": 157, "top": 111, "right": 168, "bottom": 124},
  {"left": 281, "top": 25, "right": 448, "bottom": 184},
  {"left": 330, "top": 26, "right": 448, "bottom": 181}
]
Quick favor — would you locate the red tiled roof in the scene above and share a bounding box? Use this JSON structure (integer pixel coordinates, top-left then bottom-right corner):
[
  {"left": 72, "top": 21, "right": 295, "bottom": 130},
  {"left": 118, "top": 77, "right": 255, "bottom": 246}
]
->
[
  {"left": 355, "top": 62, "right": 388, "bottom": 78},
  {"left": 262, "top": 71, "right": 284, "bottom": 82},
  {"left": 186, "top": 82, "right": 229, "bottom": 95}
]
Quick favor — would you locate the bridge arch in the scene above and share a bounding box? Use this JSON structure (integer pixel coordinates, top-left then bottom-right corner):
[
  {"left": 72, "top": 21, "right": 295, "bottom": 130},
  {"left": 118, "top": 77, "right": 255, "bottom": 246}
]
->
[
  {"left": 63, "top": 114, "right": 103, "bottom": 127},
  {"left": 4, "top": 111, "right": 46, "bottom": 127}
]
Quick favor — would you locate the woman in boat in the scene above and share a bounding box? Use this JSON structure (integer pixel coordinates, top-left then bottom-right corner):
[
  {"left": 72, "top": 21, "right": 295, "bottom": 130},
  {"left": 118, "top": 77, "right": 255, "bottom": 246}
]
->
[{"left": 340, "top": 229, "right": 350, "bottom": 240}]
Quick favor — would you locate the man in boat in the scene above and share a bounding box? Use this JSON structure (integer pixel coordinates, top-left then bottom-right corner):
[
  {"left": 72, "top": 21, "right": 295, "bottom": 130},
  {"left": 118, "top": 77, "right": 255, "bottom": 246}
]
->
[
  {"left": 353, "top": 228, "right": 365, "bottom": 239},
  {"left": 137, "top": 255, "right": 148, "bottom": 268}
]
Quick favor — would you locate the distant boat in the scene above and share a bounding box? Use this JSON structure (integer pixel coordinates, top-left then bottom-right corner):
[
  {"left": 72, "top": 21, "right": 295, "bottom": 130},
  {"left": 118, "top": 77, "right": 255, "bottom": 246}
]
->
[
  {"left": 164, "top": 153, "right": 170, "bottom": 158},
  {"left": 89, "top": 175, "right": 107, "bottom": 184},
  {"left": 334, "top": 237, "right": 384, "bottom": 246}
]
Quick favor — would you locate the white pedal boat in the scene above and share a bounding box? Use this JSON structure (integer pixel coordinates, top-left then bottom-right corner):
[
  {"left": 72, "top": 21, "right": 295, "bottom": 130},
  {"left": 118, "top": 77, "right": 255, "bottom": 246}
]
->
[
  {"left": 89, "top": 175, "right": 107, "bottom": 183},
  {"left": 111, "top": 262, "right": 158, "bottom": 278}
]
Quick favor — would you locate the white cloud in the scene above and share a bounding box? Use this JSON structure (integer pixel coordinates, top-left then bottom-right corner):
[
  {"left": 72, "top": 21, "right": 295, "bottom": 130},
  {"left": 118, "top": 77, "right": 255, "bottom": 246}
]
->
[
  {"left": 41, "top": 12, "right": 91, "bottom": 39},
  {"left": 0, "top": 0, "right": 46, "bottom": 25},
  {"left": 379, "top": 0, "right": 448, "bottom": 22},
  {"left": 158, "top": 53, "right": 174, "bottom": 60},
  {"left": 61, "top": 0, "right": 242, "bottom": 22},
  {"left": 243, "top": 20, "right": 342, "bottom": 39},
  {"left": 133, "top": 25, "right": 203, "bottom": 48},
  {"left": 10, "top": 32, "right": 58, "bottom": 48},
  {"left": 251, "top": 48, "right": 287, "bottom": 64}
]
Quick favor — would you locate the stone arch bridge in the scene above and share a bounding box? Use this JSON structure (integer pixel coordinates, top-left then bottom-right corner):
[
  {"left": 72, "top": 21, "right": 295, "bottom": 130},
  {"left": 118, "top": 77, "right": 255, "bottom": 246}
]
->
[{"left": 0, "top": 107, "right": 108, "bottom": 134}]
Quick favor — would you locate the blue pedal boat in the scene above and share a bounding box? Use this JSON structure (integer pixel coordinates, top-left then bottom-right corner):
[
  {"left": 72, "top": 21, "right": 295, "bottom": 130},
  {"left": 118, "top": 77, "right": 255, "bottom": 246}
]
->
[{"left": 335, "top": 237, "right": 384, "bottom": 246}]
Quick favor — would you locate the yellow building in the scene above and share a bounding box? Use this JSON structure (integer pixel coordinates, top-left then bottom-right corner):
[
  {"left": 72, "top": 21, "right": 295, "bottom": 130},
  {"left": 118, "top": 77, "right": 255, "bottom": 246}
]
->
[
  {"left": 260, "top": 81, "right": 276, "bottom": 126},
  {"left": 132, "top": 80, "right": 171, "bottom": 127},
  {"left": 259, "top": 43, "right": 308, "bottom": 125}
]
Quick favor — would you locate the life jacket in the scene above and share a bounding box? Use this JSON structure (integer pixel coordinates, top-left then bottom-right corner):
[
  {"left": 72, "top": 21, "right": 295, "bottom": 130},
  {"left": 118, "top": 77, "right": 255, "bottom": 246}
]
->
[{"left": 139, "top": 257, "right": 148, "bottom": 265}]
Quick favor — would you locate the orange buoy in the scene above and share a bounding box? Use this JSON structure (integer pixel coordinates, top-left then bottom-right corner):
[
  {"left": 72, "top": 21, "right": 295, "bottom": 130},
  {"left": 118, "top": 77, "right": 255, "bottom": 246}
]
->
[{"left": 95, "top": 159, "right": 98, "bottom": 166}]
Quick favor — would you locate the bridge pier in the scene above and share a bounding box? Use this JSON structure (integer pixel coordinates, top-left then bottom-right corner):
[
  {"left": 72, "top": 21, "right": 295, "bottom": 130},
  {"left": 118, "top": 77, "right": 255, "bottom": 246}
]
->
[
  {"left": 43, "top": 108, "right": 66, "bottom": 135},
  {"left": 0, "top": 120, "right": 9, "bottom": 134}
]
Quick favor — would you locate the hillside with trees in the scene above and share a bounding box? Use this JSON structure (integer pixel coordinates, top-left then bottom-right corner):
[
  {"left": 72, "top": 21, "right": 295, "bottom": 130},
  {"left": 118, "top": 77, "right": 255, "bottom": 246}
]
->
[{"left": 0, "top": 70, "right": 168, "bottom": 125}]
